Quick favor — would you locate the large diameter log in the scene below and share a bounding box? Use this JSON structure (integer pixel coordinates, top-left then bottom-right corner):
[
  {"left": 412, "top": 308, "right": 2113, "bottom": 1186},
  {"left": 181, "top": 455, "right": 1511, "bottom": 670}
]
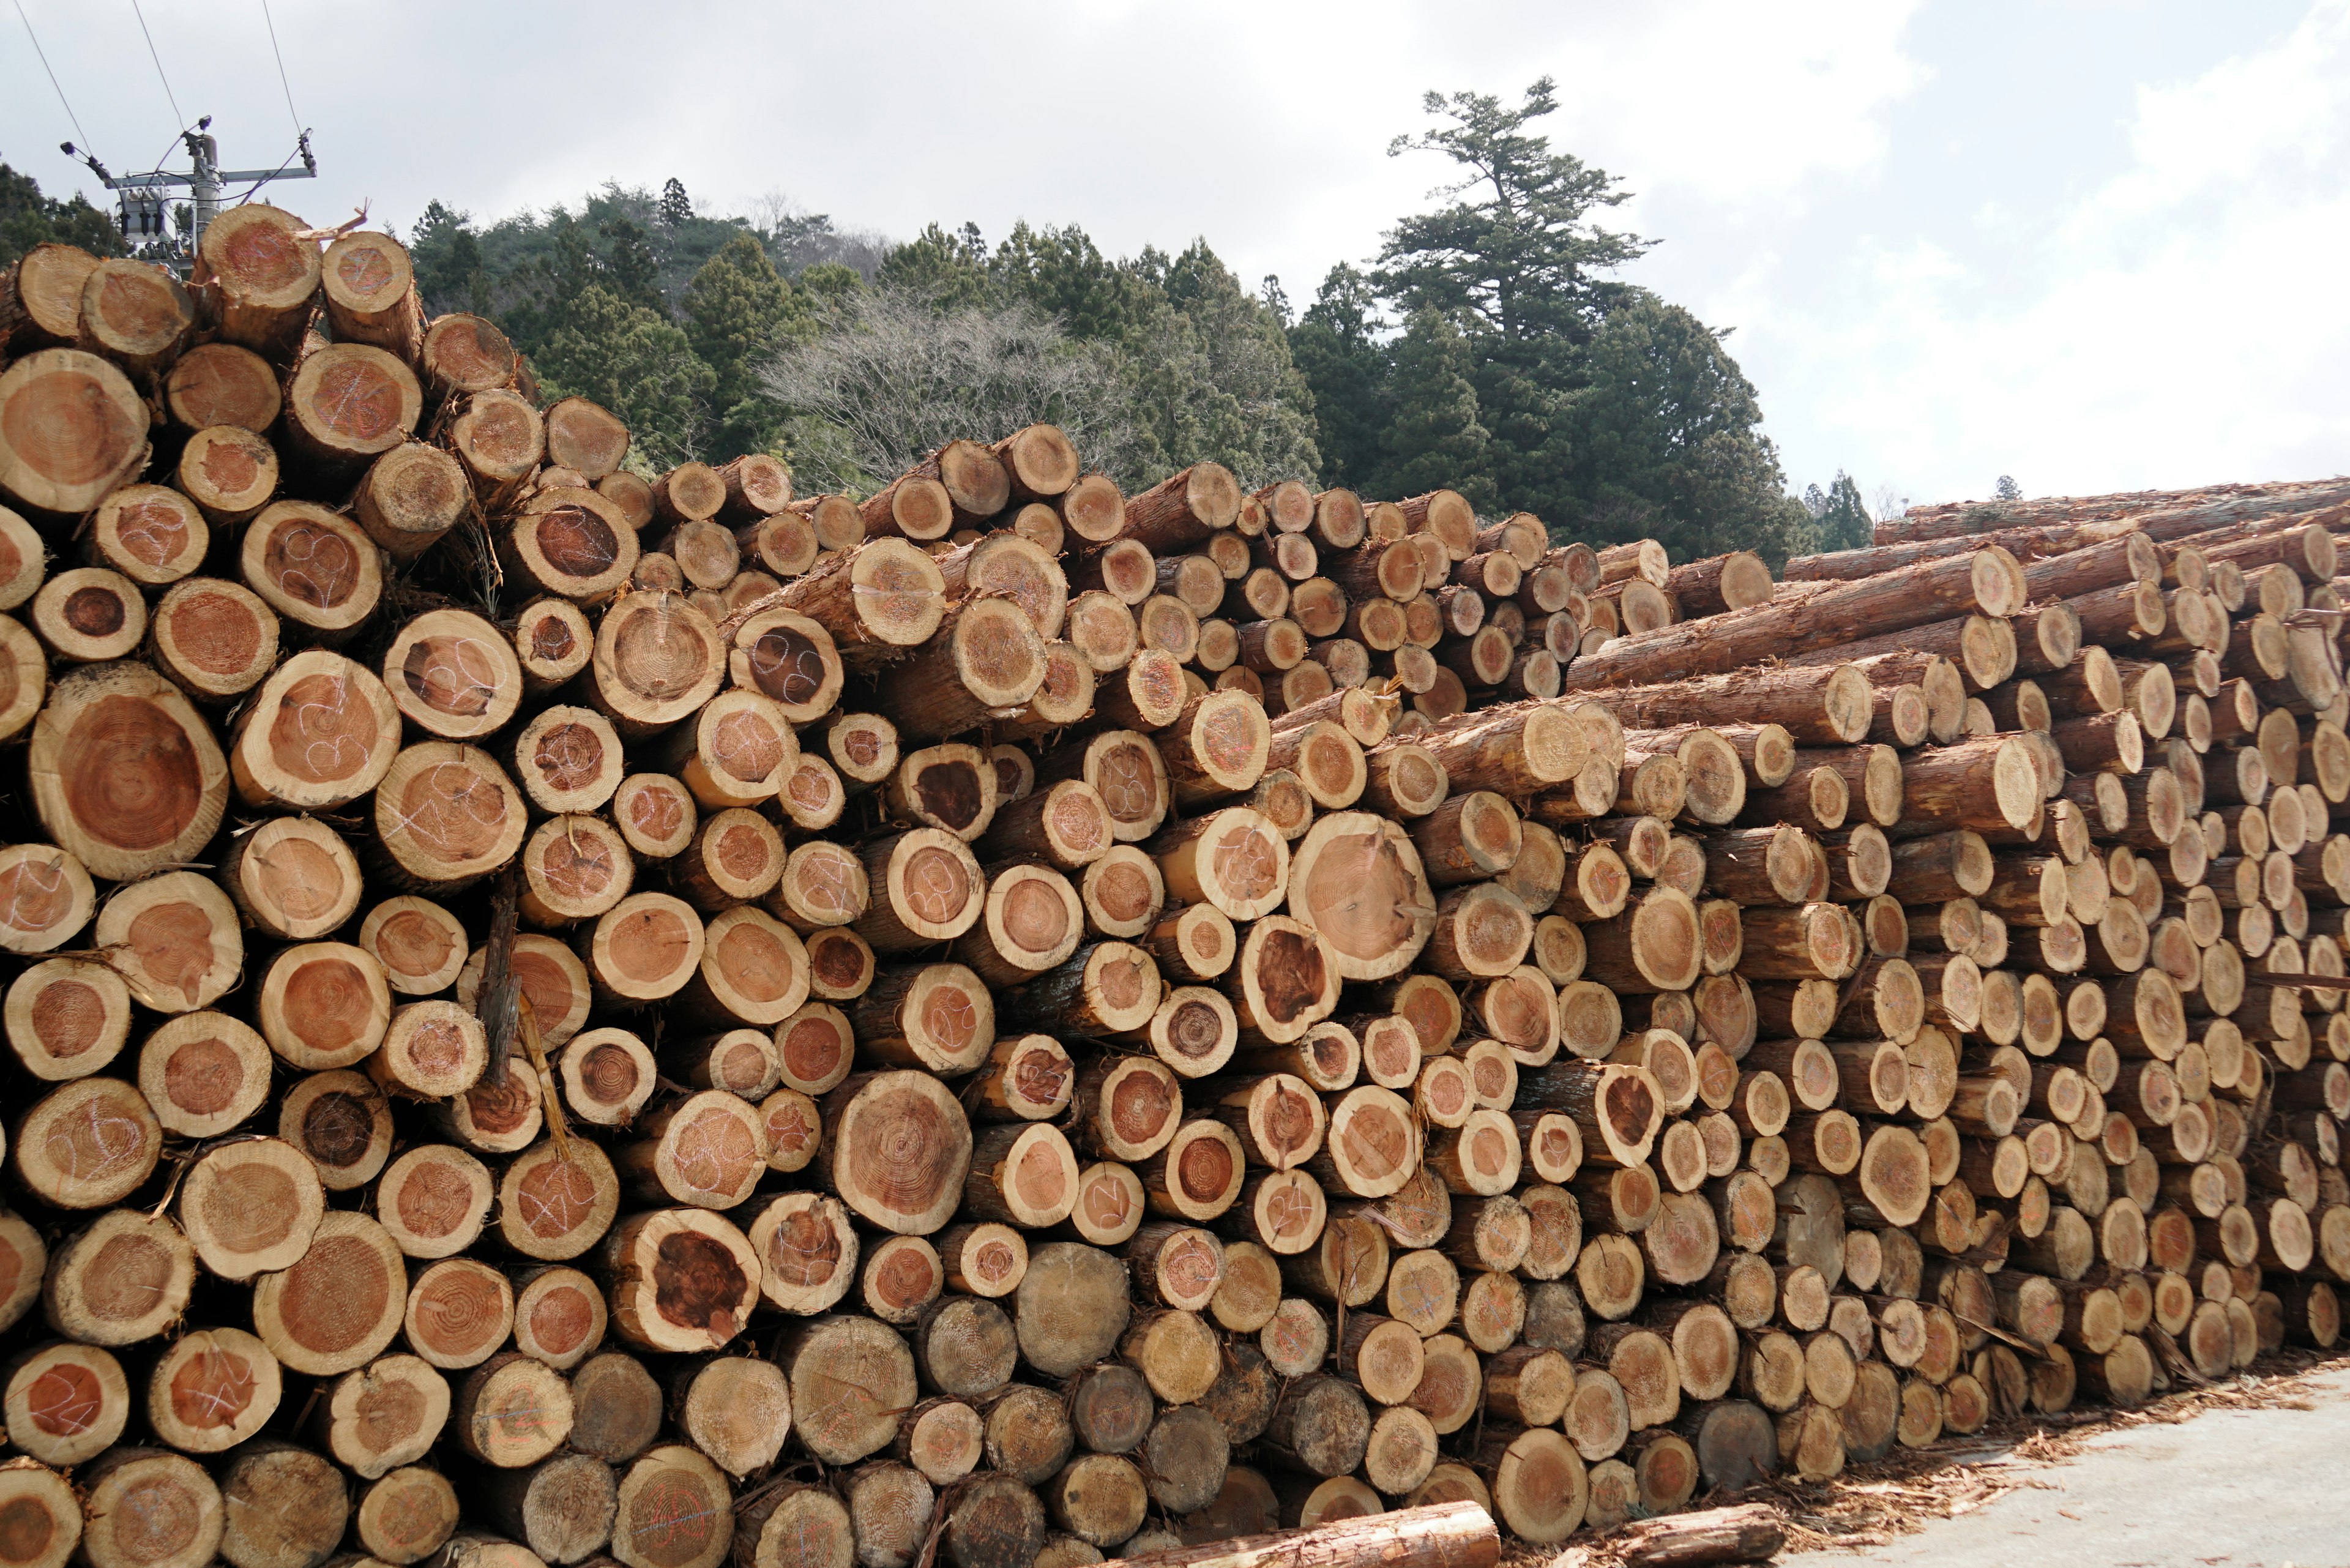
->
[
  {"left": 886, "top": 597, "right": 1048, "bottom": 742},
  {"left": 603, "top": 1209, "right": 761, "bottom": 1354},
  {"left": 0, "top": 348, "right": 151, "bottom": 518},
  {"left": 810, "top": 1070, "right": 975, "bottom": 1238},
  {"left": 30, "top": 661, "right": 229, "bottom": 881},
  {"left": 1154, "top": 807, "right": 1291, "bottom": 920},
  {"left": 1564, "top": 548, "right": 2026, "bottom": 688},
  {"left": 1226, "top": 917, "right": 1343, "bottom": 1045},
  {"left": 590, "top": 592, "right": 726, "bottom": 738},
  {"left": 1519, "top": 1062, "right": 1665, "bottom": 1169},
  {"left": 1417, "top": 700, "right": 1598, "bottom": 794}
]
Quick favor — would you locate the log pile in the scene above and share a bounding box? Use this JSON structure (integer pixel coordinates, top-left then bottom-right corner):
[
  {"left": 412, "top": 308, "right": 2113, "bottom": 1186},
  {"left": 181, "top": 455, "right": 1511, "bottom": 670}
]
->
[{"left": 0, "top": 213, "right": 2344, "bottom": 1568}]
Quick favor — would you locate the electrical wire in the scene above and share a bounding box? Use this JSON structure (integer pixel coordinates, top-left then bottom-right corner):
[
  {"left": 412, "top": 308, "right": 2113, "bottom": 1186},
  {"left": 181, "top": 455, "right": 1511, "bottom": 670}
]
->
[
  {"left": 127, "top": 0, "right": 187, "bottom": 136},
  {"left": 11, "top": 0, "right": 94, "bottom": 154},
  {"left": 259, "top": 0, "right": 302, "bottom": 137}
]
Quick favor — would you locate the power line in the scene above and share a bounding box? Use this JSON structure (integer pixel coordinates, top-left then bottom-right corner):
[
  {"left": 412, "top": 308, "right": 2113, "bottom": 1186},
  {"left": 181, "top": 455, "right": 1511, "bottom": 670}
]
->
[
  {"left": 12, "top": 0, "right": 94, "bottom": 153},
  {"left": 258, "top": 0, "right": 302, "bottom": 137},
  {"left": 127, "top": 0, "right": 187, "bottom": 135}
]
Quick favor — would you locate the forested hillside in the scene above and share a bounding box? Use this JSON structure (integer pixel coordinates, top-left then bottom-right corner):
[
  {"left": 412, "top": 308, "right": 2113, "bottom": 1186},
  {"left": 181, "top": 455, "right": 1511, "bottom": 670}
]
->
[{"left": 13, "top": 80, "right": 1857, "bottom": 564}]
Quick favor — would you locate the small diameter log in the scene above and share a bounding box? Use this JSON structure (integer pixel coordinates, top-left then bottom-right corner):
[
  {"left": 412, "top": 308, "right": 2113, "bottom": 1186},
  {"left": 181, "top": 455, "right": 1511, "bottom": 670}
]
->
[
  {"left": 603, "top": 1209, "right": 760, "bottom": 1355},
  {"left": 90, "top": 484, "right": 208, "bottom": 588},
  {"left": 2, "top": 1340, "right": 130, "bottom": 1466},
  {"left": 249, "top": 1211, "right": 408, "bottom": 1376},
  {"left": 140, "top": 1327, "right": 284, "bottom": 1460},
  {"left": 619, "top": 1089, "right": 770, "bottom": 1211},
  {"left": 1153, "top": 689, "right": 1274, "bottom": 808},
  {"left": 608, "top": 1447, "right": 731, "bottom": 1568},
  {"left": 1152, "top": 806, "right": 1291, "bottom": 923},
  {"left": 70, "top": 1448, "right": 231, "bottom": 1568},
  {"left": 1228, "top": 917, "right": 1343, "bottom": 1045},
  {"left": 964, "top": 1122, "right": 1082, "bottom": 1230},
  {"left": 177, "top": 1136, "right": 325, "bottom": 1280},
  {"left": 135, "top": 577, "right": 272, "bottom": 706},
  {"left": 253, "top": 942, "right": 394, "bottom": 1074},
  {"left": 217, "top": 815, "right": 364, "bottom": 941},
  {"left": 403, "top": 1257, "right": 517, "bottom": 1371},
  {"left": 466, "top": 1455, "right": 608, "bottom": 1564}
]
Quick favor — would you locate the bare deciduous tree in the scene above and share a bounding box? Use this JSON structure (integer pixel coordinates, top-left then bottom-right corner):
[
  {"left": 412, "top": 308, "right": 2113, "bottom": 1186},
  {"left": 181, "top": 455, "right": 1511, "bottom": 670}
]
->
[{"left": 761, "top": 286, "right": 1148, "bottom": 493}]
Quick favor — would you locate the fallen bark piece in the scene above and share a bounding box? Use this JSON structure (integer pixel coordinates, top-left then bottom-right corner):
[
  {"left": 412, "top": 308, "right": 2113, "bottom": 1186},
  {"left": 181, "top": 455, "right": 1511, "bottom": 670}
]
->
[{"left": 1606, "top": 1503, "right": 1789, "bottom": 1567}]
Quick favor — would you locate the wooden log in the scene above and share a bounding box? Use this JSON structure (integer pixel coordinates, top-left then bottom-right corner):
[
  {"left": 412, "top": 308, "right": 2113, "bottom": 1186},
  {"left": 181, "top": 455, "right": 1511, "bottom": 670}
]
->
[
  {"left": 75, "top": 1449, "right": 223, "bottom": 1568},
  {"left": 0, "top": 348, "right": 151, "bottom": 519}
]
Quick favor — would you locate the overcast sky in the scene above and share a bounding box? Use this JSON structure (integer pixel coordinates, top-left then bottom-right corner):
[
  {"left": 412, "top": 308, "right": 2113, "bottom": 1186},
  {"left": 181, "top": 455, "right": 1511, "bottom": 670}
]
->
[{"left": 7, "top": 0, "right": 2346, "bottom": 512}]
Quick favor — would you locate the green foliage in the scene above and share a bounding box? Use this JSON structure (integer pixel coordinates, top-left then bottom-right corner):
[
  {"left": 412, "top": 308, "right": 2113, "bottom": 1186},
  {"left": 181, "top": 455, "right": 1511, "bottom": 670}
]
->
[
  {"left": 1, "top": 163, "right": 127, "bottom": 271},
  {"left": 1378, "top": 78, "right": 1649, "bottom": 346},
  {"left": 1558, "top": 293, "right": 1811, "bottom": 561},
  {"left": 683, "top": 234, "right": 809, "bottom": 457},
  {"left": 1373, "top": 311, "right": 1496, "bottom": 511},
  {"left": 1280, "top": 80, "right": 1805, "bottom": 564},
  {"left": 407, "top": 97, "right": 1816, "bottom": 531},
  {"left": 1807, "top": 472, "right": 1872, "bottom": 554},
  {"left": 1285, "top": 265, "right": 1390, "bottom": 493},
  {"left": 534, "top": 285, "right": 714, "bottom": 471},
  {"left": 1994, "top": 474, "right": 2023, "bottom": 501},
  {"left": 843, "top": 222, "right": 1319, "bottom": 490},
  {"left": 876, "top": 222, "right": 993, "bottom": 308},
  {"left": 796, "top": 263, "right": 863, "bottom": 302}
]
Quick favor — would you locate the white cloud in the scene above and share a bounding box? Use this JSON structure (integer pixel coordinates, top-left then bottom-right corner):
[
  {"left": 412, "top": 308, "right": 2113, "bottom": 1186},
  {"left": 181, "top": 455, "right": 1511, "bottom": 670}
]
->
[{"left": 1737, "top": 0, "right": 2350, "bottom": 504}]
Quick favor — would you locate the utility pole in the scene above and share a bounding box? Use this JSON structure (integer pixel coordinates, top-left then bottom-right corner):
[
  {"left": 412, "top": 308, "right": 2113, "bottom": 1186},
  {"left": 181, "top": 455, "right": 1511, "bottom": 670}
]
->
[{"left": 63, "top": 118, "right": 317, "bottom": 275}]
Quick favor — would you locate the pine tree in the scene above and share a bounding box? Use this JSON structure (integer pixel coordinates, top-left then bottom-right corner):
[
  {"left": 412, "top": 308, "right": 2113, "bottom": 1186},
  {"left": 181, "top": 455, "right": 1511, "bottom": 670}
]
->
[
  {"left": 408, "top": 201, "right": 488, "bottom": 315},
  {"left": 658, "top": 178, "right": 692, "bottom": 228},
  {"left": 683, "top": 233, "right": 807, "bottom": 458},
  {"left": 876, "top": 222, "right": 993, "bottom": 308},
  {"left": 1813, "top": 472, "right": 1871, "bottom": 553},
  {"left": 600, "top": 217, "right": 667, "bottom": 316}
]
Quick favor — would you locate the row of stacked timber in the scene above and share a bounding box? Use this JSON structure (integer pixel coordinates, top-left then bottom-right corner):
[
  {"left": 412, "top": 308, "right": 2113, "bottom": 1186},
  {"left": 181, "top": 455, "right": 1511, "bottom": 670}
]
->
[{"left": 0, "top": 208, "right": 2343, "bottom": 1568}]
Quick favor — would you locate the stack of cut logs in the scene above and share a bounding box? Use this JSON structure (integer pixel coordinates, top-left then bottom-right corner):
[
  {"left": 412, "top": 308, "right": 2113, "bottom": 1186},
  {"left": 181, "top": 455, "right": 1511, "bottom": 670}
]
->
[{"left": 0, "top": 206, "right": 2341, "bottom": 1568}]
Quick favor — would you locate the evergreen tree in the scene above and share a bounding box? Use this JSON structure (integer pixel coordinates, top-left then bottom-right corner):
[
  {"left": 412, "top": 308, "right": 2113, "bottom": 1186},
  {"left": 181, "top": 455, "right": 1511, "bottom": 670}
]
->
[
  {"left": 600, "top": 217, "right": 667, "bottom": 316},
  {"left": 796, "top": 263, "right": 864, "bottom": 302},
  {"left": 1, "top": 164, "right": 125, "bottom": 269},
  {"left": 658, "top": 177, "right": 692, "bottom": 228},
  {"left": 408, "top": 200, "right": 487, "bottom": 315},
  {"left": 990, "top": 223, "right": 1162, "bottom": 345},
  {"left": 1370, "top": 311, "right": 1494, "bottom": 510},
  {"left": 683, "top": 233, "right": 807, "bottom": 457},
  {"left": 1994, "top": 474, "right": 2023, "bottom": 501},
  {"left": 1376, "top": 79, "right": 1649, "bottom": 521},
  {"left": 876, "top": 222, "right": 993, "bottom": 307},
  {"left": 534, "top": 285, "right": 713, "bottom": 468},
  {"left": 1285, "top": 264, "right": 1391, "bottom": 493},
  {"left": 1811, "top": 472, "right": 1871, "bottom": 553},
  {"left": 1561, "top": 293, "right": 1811, "bottom": 562}
]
